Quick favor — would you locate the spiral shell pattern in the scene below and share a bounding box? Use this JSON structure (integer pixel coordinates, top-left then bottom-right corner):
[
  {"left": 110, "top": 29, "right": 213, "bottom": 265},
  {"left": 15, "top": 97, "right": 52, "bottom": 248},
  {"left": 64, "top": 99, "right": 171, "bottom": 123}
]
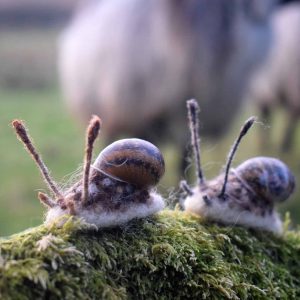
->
[
  {"left": 93, "top": 138, "right": 165, "bottom": 188},
  {"left": 235, "top": 157, "right": 295, "bottom": 203}
]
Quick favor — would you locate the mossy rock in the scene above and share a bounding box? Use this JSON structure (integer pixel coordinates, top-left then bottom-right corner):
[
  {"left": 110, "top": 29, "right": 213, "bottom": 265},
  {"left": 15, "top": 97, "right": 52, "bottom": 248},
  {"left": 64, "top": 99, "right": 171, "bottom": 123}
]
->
[{"left": 0, "top": 209, "right": 300, "bottom": 299}]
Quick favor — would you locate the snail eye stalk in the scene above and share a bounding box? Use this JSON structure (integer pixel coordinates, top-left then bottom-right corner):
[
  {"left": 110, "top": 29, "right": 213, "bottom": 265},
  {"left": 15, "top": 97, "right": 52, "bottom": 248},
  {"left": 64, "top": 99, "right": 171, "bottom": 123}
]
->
[
  {"left": 82, "top": 115, "right": 102, "bottom": 205},
  {"left": 38, "top": 192, "right": 57, "bottom": 208},
  {"left": 180, "top": 180, "right": 194, "bottom": 196},
  {"left": 12, "top": 119, "right": 63, "bottom": 199},
  {"left": 187, "top": 99, "right": 205, "bottom": 185},
  {"left": 219, "top": 116, "right": 256, "bottom": 197}
]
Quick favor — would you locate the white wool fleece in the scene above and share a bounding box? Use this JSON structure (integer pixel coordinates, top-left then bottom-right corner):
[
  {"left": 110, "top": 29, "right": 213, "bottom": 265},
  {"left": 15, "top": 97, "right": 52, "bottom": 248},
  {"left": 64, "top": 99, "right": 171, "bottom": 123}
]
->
[
  {"left": 45, "top": 191, "right": 165, "bottom": 228},
  {"left": 184, "top": 192, "right": 283, "bottom": 234}
]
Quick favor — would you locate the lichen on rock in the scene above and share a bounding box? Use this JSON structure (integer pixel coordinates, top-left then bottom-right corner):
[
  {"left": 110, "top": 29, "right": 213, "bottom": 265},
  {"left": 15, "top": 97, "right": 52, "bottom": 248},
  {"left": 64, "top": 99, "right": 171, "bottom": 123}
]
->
[{"left": 0, "top": 210, "right": 300, "bottom": 299}]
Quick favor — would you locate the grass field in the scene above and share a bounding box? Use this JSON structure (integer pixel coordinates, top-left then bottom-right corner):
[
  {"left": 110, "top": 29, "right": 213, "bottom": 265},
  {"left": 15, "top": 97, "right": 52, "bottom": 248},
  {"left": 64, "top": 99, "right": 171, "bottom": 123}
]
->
[
  {"left": 0, "top": 87, "right": 300, "bottom": 236},
  {"left": 0, "top": 88, "right": 85, "bottom": 235},
  {"left": 0, "top": 28, "right": 59, "bottom": 89}
]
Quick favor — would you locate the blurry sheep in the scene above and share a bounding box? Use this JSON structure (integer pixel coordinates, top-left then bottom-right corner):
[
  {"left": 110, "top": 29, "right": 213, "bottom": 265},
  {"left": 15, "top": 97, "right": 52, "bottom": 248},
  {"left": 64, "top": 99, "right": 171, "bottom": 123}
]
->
[
  {"left": 59, "top": 0, "right": 276, "bottom": 172},
  {"left": 247, "top": 3, "right": 300, "bottom": 152}
]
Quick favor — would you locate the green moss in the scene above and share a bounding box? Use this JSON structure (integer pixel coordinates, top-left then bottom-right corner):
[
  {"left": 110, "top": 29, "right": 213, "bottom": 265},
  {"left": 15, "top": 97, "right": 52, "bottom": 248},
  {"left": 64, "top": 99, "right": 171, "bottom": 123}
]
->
[{"left": 0, "top": 210, "right": 300, "bottom": 299}]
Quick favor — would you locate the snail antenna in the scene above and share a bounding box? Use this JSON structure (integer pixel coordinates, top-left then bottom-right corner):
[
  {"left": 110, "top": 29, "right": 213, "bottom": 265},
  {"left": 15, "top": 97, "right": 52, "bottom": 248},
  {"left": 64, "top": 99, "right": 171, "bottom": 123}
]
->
[
  {"left": 12, "top": 120, "right": 63, "bottom": 199},
  {"left": 38, "top": 192, "right": 57, "bottom": 208},
  {"left": 180, "top": 180, "right": 194, "bottom": 196},
  {"left": 82, "top": 115, "right": 101, "bottom": 205},
  {"left": 187, "top": 99, "right": 205, "bottom": 185},
  {"left": 220, "top": 116, "right": 256, "bottom": 197}
]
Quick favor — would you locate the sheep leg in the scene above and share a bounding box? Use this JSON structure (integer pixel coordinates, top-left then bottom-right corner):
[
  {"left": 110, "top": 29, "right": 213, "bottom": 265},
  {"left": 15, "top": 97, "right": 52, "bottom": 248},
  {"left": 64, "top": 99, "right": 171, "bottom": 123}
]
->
[
  {"left": 281, "top": 112, "right": 299, "bottom": 152},
  {"left": 259, "top": 103, "right": 272, "bottom": 151},
  {"left": 180, "top": 143, "right": 190, "bottom": 177}
]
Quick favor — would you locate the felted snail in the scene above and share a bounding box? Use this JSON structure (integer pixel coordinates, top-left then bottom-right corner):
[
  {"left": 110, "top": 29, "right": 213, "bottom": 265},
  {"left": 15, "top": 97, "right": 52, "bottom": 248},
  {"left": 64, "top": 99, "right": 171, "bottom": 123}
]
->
[
  {"left": 12, "top": 116, "right": 165, "bottom": 228},
  {"left": 181, "top": 99, "right": 295, "bottom": 234}
]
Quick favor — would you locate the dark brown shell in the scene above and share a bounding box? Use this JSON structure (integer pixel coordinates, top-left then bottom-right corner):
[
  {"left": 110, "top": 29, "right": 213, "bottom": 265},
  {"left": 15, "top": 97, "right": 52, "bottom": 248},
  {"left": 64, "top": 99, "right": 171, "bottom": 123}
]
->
[
  {"left": 93, "top": 138, "right": 165, "bottom": 188},
  {"left": 235, "top": 157, "right": 295, "bottom": 203}
]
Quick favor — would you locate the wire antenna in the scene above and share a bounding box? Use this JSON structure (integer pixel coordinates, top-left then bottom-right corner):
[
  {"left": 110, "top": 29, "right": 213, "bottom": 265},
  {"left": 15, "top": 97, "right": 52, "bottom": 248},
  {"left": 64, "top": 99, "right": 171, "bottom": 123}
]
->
[
  {"left": 180, "top": 180, "right": 194, "bottom": 196},
  {"left": 38, "top": 192, "right": 57, "bottom": 208},
  {"left": 82, "top": 115, "right": 101, "bottom": 205},
  {"left": 219, "top": 116, "right": 256, "bottom": 197},
  {"left": 12, "top": 120, "right": 63, "bottom": 199},
  {"left": 187, "top": 99, "right": 205, "bottom": 185}
]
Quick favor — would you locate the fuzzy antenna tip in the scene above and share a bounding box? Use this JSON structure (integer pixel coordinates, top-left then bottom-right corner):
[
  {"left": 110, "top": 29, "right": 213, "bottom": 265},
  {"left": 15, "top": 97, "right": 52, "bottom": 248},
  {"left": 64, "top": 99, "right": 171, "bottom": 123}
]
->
[
  {"left": 82, "top": 115, "right": 102, "bottom": 205},
  {"left": 240, "top": 117, "right": 256, "bottom": 138},
  {"left": 180, "top": 180, "right": 194, "bottom": 196},
  {"left": 38, "top": 192, "right": 57, "bottom": 208},
  {"left": 219, "top": 116, "right": 256, "bottom": 197},
  {"left": 87, "top": 115, "right": 101, "bottom": 145}
]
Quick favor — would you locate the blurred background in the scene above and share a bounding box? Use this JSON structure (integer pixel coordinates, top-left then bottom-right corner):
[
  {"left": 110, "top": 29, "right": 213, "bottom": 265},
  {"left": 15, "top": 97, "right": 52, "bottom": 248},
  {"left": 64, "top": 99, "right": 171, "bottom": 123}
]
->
[{"left": 0, "top": 0, "right": 299, "bottom": 236}]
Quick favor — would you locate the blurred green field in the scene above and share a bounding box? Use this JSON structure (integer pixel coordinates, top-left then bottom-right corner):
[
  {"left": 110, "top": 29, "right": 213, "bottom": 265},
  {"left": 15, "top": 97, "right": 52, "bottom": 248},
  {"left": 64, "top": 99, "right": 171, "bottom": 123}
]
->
[
  {"left": 0, "top": 28, "right": 58, "bottom": 89},
  {"left": 0, "top": 87, "right": 299, "bottom": 236},
  {"left": 0, "top": 88, "right": 84, "bottom": 235}
]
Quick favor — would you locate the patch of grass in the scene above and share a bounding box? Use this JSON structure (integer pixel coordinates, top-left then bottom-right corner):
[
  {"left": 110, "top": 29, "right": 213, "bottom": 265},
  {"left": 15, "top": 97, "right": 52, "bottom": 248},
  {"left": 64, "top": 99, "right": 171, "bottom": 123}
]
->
[
  {"left": 0, "top": 88, "right": 84, "bottom": 235},
  {"left": 0, "top": 210, "right": 300, "bottom": 299},
  {"left": 0, "top": 28, "right": 59, "bottom": 89}
]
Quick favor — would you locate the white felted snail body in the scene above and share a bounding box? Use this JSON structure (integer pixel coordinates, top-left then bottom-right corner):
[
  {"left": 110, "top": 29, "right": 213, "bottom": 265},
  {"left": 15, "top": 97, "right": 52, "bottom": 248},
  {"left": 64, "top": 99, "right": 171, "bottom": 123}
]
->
[
  {"left": 12, "top": 117, "right": 165, "bottom": 229},
  {"left": 182, "top": 99, "right": 295, "bottom": 234},
  {"left": 46, "top": 138, "right": 165, "bottom": 227},
  {"left": 184, "top": 157, "right": 295, "bottom": 234}
]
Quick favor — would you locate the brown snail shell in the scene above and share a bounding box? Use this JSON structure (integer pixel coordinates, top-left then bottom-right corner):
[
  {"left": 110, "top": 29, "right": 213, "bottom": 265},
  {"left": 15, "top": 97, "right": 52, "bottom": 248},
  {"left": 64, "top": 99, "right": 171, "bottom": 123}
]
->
[
  {"left": 93, "top": 138, "right": 165, "bottom": 188},
  {"left": 235, "top": 157, "right": 295, "bottom": 203}
]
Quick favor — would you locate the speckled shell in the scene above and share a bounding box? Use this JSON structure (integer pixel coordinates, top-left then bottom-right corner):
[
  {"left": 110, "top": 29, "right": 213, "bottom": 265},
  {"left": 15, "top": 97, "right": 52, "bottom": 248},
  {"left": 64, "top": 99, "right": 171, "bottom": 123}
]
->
[
  {"left": 235, "top": 157, "right": 295, "bottom": 202},
  {"left": 93, "top": 138, "right": 165, "bottom": 188}
]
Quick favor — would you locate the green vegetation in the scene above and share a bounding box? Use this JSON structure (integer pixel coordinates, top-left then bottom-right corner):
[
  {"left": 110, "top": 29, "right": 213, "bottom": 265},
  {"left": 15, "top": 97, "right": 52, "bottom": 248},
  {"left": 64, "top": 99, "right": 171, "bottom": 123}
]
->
[
  {"left": 0, "top": 88, "right": 84, "bottom": 235},
  {"left": 0, "top": 210, "right": 300, "bottom": 299},
  {"left": 0, "top": 29, "right": 58, "bottom": 89}
]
